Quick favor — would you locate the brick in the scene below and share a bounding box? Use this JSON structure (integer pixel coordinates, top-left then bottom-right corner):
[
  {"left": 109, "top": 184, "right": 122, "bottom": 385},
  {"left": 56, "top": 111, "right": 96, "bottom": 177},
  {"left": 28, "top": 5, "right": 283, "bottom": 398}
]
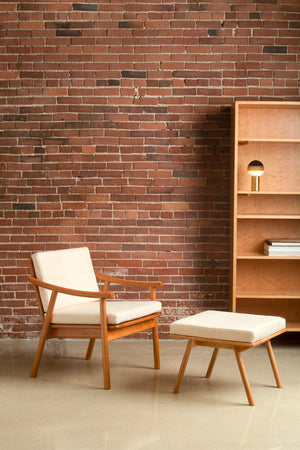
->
[
  {"left": 50, "top": 22, "right": 70, "bottom": 29},
  {"left": 12, "top": 203, "right": 36, "bottom": 210},
  {"left": 19, "top": 22, "right": 45, "bottom": 30},
  {"left": 56, "top": 29, "right": 82, "bottom": 37},
  {"left": 119, "top": 21, "right": 144, "bottom": 29},
  {"left": 18, "top": 73, "right": 43, "bottom": 82},
  {"left": 121, "top": 70, "right": 147, "bottom": 78},
  {"left": 73, "top": 4, "right": 98, "bottom": 12},
  {"left": 263, "top": 46, "right": 287, "bottom": 53},
  {"left": 43, "top": 88, "right": 68, "bottom": 96}
]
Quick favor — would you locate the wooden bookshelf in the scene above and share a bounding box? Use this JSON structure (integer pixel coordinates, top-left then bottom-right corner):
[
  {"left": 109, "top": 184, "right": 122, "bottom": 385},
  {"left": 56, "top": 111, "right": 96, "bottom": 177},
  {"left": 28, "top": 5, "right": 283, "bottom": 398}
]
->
[{"left": 230, "top": 101, "right": 300, "bottom": 331}]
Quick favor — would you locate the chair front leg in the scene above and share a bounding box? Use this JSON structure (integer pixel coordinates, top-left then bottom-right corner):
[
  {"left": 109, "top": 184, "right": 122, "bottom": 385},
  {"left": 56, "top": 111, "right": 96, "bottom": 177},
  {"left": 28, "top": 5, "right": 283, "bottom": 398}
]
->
[
  {"left": 100, "top": 297, "right": 111, "bottom": 389},
  {"left": 31, "top": 291, "right": 58, "bottom": 378},
  {"left": 101, "top": 335, "right": 110, "bottom": 390},
  {"left": 31, "top": 323, "right": 49, "bottom": 378}
]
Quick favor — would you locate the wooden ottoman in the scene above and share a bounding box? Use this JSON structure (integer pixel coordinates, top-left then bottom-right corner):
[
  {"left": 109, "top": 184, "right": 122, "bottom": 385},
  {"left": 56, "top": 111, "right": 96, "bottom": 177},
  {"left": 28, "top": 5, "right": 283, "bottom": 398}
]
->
[{"left": 170, "top": 310, "right": 286, "bottom": 406}]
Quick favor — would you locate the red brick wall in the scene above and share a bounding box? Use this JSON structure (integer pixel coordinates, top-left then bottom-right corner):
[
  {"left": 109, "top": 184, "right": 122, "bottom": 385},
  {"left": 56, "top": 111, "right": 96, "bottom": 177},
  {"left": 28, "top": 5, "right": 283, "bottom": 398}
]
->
[{"left": 1, "top": 1, "right": 299, "bottom": 338}]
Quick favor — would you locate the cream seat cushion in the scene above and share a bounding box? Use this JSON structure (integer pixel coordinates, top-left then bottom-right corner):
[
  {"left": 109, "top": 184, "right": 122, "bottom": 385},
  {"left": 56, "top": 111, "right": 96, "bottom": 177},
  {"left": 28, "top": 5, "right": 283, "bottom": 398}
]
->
[
  {"left": 50, "top": 300, "right": 162, "bottom": 325},
  {"left": 170, "top": 310, "right": 286, "bottom": 343}
]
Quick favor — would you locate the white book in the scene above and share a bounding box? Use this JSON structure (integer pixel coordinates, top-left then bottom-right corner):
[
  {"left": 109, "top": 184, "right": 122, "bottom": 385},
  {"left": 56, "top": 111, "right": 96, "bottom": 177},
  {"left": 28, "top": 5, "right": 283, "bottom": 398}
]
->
[
  {"left": 266, "top": 239, "right": 300, "bottom": 247},
  {"left": 265, "top": 251, "right": 300, "bottom": 256},
  {"left": 264, "top": 243, "right": 300, "bottom": 250},
  {"left": 264, "top": 244, "right": 300, "bottom": 256}
]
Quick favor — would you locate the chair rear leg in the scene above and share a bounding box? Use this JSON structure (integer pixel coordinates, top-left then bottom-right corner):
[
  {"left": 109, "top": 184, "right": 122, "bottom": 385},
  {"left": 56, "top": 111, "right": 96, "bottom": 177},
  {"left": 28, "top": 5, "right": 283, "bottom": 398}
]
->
[
  {"left": 152, "top": 322, "right": 160, "bottom": 369},
  {"left": 265, "top": 340, "right": 282, "bottom": 388},
  {"left": 85, "top": 338, "right": 96, "bottom": 360},
  {"left": 234, "top": 348, "right": 255, "bottom": 406}
]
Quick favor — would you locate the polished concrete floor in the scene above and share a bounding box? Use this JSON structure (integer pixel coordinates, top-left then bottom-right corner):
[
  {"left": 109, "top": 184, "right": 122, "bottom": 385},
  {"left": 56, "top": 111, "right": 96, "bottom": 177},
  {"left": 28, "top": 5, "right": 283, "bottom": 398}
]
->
[{"left": 1, "top": 334, "right": 299, "bottom": 450}]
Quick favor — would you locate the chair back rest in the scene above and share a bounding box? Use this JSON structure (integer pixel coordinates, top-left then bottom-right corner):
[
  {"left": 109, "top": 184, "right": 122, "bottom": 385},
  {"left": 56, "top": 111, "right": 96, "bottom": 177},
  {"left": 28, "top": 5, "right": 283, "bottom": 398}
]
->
[{"left": 31, "top": 247, "right": 99, "bottom": 312}]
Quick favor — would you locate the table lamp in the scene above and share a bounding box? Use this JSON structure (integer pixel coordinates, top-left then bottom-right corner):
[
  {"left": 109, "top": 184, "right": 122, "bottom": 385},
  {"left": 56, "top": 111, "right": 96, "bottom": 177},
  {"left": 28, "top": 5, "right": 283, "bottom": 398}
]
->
[{"left": 247, "top": 160, "right": 264, "bottom": 191}]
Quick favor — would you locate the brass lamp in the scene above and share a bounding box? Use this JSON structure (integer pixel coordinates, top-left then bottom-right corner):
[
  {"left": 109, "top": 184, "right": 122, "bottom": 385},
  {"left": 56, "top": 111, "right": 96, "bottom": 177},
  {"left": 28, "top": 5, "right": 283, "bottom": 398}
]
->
[{"left": 247, "top": 160, "right": 264, "bottom": 191}]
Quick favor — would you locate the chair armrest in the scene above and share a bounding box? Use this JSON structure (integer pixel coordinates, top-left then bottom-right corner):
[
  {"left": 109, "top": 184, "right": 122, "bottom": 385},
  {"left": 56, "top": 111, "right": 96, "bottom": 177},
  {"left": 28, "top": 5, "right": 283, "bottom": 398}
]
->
[
  {"left": 95, "top": 271, "right": 163, "bottom": 289},
  {"left": 27, "top": 276, "right": 114, "bottom": 300}
]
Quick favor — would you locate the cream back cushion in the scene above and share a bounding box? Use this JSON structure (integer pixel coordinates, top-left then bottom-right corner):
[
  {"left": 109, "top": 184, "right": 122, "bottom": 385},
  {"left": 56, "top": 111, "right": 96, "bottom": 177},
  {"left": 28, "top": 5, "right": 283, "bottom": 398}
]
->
[{"left": 32, "top": 247, "right": 99, "bottom": 312}]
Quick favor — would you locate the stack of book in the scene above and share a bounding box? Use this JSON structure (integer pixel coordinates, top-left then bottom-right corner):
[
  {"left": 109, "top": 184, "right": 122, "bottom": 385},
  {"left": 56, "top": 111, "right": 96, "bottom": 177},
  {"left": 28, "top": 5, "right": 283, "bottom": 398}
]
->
[{"left": 264, "top": 239, "right": 300, "bottom": 256}]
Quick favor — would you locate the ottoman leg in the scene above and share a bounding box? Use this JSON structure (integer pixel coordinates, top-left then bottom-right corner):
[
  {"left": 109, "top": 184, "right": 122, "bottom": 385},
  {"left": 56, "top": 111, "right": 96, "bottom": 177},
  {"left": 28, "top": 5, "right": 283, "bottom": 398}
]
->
[
  {"left": 206, "top": 348, "right": 219, "bottom": 378},
  {"left": 265, "top": 340, "right": 282, "bottom": 388},
  {"left": 173, "top": 340, "right": 195, "bottom": 394},
  {"left": 234, "top": 348, "right": 255, "bottom": 406}
]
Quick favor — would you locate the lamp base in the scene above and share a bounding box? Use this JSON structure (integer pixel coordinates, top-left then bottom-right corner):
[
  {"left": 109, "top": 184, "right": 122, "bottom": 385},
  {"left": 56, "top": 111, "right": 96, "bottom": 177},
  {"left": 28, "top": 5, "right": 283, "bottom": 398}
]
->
[{"left": 251, "top": 176, "right": 260, "bottom": 191}]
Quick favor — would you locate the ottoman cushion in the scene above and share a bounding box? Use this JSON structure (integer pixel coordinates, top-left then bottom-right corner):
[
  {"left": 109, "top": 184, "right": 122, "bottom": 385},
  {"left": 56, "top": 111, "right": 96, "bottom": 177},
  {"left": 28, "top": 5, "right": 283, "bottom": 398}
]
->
[{"left": 170, "top": 310, "right": 286, "bottom": 343}]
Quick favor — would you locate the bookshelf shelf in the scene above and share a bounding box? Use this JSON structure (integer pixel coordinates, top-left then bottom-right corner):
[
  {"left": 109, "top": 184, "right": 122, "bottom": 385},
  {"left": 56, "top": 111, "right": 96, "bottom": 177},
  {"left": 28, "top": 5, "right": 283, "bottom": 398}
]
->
[
  {"left": 237, "top": 255, "right": 300, "bottom": 260},
  {"left": 238, "top": 191, "right": 300, "bottom": 195},
  {"left": 230, "top": 101, "right": 300, "bottom": 332},
  {"left": 237, "top": 215, "right": 299, "bottom": 219},
  {"left": 236, "top": 293, "right": 300, "bottom": 299},
  {"left": 239, "top": 138, "right": 300, "bottom": 144},
  {"left": 285, "top": 322, "right": 300, "bottom": 331}
]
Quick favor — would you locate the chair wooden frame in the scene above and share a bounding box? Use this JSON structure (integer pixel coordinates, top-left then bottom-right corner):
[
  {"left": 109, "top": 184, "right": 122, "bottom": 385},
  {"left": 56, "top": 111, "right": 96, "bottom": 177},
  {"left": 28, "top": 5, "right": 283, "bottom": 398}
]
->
[
  {"left": 171, "top": 329, "right": 285, "bottom": 406},
  {"left": 28, "top": 259, "right": 163, "bottom": 389}
]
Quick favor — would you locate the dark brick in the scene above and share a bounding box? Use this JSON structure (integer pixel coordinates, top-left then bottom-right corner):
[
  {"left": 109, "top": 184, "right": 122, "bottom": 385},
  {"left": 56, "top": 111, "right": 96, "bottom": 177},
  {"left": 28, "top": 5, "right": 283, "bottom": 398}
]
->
[
  {"left": 119, "top": 21, "right": 143, "bottom": 29},
  {"left": 53, "top": 22, "right": 70, "bottom": 29},
  {"left": 73, "top": 3, "right": 98, "bottom": 11},
  {"left": 12, "top": 203, "right": 36, "bottom": 210},
  {"left": 4, "top": 115, "right": 27, "bottom": 121},
  {"left": 121, "top": 71, "right": 147, "bottom": 78},
  {"left": 263, "top": 46, "right": 287, "bottom": 54},
  {"left": 56, "top": 30, "right": 82, "bottom": 37},
  {"left": 249, "top": 13, "right": 260, "bottom": 19},
  {"left": 119, "top": 21, "right": 133, "bottom": 28},
  {"left": 108, "top": 79, "right": 120, "bottom": 86},
  {"left": 208, "top": 29, "right": 218, "bottom": 36}
]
